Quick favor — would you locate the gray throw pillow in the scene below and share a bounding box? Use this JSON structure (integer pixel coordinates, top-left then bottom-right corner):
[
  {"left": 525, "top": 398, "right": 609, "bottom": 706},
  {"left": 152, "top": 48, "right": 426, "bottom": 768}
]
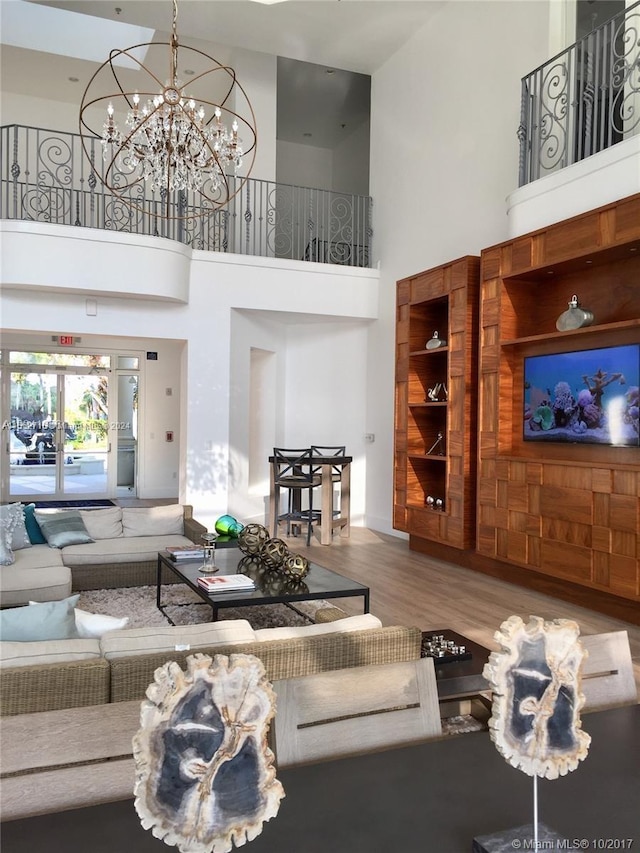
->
[
  {"left": 34, "top": 510, "right": 94, "bottom": 549},
  {"left": 0, "top": 503, "right": 20, "bottom": 565},
  {"left": 10, "top": 504, "right": 32, "bottom": 551},
  {"left": 0, "top": 594, "right": 81, "bottom": 641}
]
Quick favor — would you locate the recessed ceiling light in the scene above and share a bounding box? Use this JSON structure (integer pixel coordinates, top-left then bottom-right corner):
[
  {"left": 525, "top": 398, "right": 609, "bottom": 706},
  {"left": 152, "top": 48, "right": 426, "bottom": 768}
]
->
[
  {"left": 68, "top": 76, "right": 79, "bottom": 82},
  {"left": 184, "top": 69, "right": 195, "bottom": 76},
  {"left": 303, "top": 132, "right": 312, "bottom": 137},
  {"left": 585, "top": 260, "right": 593, "bottom": 264},
  {"left": 326, "top": 69, "right": 335, "bottom": 75}
]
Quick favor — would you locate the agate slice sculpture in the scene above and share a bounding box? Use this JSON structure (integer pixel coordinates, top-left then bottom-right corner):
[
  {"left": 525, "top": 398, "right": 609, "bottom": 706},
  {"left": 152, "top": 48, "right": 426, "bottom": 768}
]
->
[
  {"left": 133, "top": 653, "right": 284, "bottom": 853},
  {"left": 483, "top": 615, "right": 591, "bottom": 780}
]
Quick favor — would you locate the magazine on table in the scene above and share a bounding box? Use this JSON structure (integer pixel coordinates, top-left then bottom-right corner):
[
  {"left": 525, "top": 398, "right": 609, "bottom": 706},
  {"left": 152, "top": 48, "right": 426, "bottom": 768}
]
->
[
  {"left": 166, "top": 546, "right": 206, "bottom": 560},
  {"left": 197, "top": 574, "right": 255, "bottom": 592}
]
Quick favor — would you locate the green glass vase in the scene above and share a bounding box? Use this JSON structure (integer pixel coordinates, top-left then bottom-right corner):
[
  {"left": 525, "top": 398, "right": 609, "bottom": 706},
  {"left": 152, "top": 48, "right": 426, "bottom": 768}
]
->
[{"left": 214, "top": 514, "right": 244, "bottom": 538}]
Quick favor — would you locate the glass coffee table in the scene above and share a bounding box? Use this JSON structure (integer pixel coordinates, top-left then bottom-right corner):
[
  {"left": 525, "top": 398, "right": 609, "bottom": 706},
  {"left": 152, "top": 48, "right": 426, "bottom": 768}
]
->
[{"left": 157, "top": 547, "right": 370, "bottom": 623}]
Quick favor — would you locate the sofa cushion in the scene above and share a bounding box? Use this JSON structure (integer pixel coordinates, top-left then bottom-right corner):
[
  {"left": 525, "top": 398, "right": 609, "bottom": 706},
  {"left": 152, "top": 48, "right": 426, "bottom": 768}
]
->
[
  {"left": 4, "top": 543, "right": 65, "bottom": 570},
  {"left": 0, "top": 594, "right": 80, "bottom": 641},
  {"left": 60, "top": 534, "right": 195, "bottom": 566},
  {"left": 253, "top": 613, "right": 383, "bottom": 641},
  {"left": 79, "top": 507, "right": 123, "bottom": 540},
  {"left": 23, "top": 503, "right": 46, "bottom": 544},
  {"left": 122, "top": 505, "right": 183, "bottom": 537},
  {"left": 100, "top": 620, "right": 256, "bottom": 659},
  {"left": 0, "top": 638, "right": 101, "bottom": 668},
  {"left": 0, "top": 544, "right": 71, "bottom": 607},
  {"left": 34, "top": 510, "right": 94, "bottom": 549}
]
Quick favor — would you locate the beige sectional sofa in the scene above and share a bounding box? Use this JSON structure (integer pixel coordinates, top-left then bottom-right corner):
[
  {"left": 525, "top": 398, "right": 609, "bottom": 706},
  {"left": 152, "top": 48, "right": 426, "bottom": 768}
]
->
[
  {"left": 0, "top": 614, "right": 423, "bottom": 821},
  {"left": 0, "top": 504, "right": 206, "bottom": 607},
  {"left": 0, "top": 614, "right": 423, "bottom": 716}
]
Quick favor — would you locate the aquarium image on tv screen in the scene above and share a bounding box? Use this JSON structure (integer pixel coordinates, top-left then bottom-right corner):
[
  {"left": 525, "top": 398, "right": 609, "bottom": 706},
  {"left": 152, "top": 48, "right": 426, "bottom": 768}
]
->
[{"left": 523, "top": 344, "right": 640, "bottom": 446}]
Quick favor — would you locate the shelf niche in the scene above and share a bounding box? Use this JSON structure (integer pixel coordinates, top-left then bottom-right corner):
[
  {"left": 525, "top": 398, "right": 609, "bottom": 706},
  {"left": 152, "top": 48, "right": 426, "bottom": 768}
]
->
[{"left": 394, "top": 255, "right": 480, "bottom": 550}]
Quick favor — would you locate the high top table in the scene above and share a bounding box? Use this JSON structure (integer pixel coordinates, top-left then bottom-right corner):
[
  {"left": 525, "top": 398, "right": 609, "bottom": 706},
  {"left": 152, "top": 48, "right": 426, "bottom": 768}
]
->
[
  {"left": 2, "top": 705, "right": 637, "bottom": 852},
  {"left": 268, "top": 452, "right": 351, "bottom": 545}
]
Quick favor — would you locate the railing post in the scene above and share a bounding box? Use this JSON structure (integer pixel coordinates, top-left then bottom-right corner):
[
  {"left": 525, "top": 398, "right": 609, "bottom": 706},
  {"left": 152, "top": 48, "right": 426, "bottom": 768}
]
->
[{"left": 517, "top": 80, "right": 529, "bottom": 187}]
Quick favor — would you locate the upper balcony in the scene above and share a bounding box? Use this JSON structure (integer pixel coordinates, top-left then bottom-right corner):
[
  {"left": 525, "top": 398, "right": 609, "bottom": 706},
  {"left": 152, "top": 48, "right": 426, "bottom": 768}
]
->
[
  {"left": 508, "top": 0, "right": 640, "bottom": 235},
  {"left": 518, "top": 0, "right": 639, "bottom": 185},
  {"left": 0, "top": 123, "right": 372, "bottom": 270}
]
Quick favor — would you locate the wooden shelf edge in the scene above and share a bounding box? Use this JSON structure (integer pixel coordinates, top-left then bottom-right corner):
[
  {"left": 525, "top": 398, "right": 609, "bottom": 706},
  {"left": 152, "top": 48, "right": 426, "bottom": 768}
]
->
[
  {"left": 501, "top": 318, "right": 640, "bottom": 347},
  {"left": 408, "top": 453, "right": 447, "bottom": 462},
  {"left": 409, "top": 347, "right": 449, "bottom": 356},
  {"left": 406, "top": 503, "right": 449, "bottom": 515},
  {"left": 408, "top": 402, "right": 448, "bottom": 408}
]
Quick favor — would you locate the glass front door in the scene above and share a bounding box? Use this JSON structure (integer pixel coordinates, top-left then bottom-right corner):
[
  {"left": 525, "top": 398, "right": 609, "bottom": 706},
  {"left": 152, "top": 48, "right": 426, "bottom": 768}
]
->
[{"left": 8, "top": 367, "right": 110, "bottom": 500}]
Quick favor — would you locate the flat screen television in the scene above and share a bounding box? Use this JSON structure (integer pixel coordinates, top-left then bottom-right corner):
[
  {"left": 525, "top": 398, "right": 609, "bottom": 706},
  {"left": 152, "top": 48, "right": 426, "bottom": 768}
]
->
[{"left": 523, "top": 343, "right": 640, "bottom": 446}]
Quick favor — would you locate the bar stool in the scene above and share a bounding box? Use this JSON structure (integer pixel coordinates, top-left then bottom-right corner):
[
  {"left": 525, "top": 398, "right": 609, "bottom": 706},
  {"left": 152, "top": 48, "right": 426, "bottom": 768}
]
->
[
  {"left": 272, "top": 447, "right": 321, "bottom": 546},
  {"left": 311, "top": 445, "right": 346, "bottom": 519}
]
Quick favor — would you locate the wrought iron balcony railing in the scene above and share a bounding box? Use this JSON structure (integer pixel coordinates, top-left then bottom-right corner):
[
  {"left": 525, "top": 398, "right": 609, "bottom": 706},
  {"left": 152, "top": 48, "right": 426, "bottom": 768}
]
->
[
  {"left": 518, "top": 0, "right": 640, "bottom": 186},
  {"left": 0, "top": 124, "right": 372, "bottom": 268}
]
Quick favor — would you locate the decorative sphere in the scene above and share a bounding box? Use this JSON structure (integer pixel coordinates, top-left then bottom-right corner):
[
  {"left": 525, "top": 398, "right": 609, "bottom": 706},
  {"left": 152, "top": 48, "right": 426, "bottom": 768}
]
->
[
  {"left": 282, "top": 553, "right": 310, "bottom": 580},
  {"left": 237, "top": 523, "right": 270, "bottom": 556},
  {"left": 260, "top": 537, "right": 289, "bottom": 570}
]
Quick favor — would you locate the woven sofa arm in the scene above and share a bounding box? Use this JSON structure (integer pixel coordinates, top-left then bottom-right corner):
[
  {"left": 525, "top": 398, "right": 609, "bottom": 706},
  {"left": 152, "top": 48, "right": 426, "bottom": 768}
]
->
[
  {"left": 0, "top": 658, "right": 111, "bottom": 717},
  {"left": 183, "top": 512, "right": 207, "bottom": 544},
  {"left": 109, "top": 626, "right": 423, "bottom": 703}
]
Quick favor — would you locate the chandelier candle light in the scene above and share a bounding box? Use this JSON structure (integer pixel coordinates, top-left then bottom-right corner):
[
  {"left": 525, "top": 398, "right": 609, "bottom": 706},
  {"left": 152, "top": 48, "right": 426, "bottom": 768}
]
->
[{"left": 79, "top": 0, "right": 257, "bottom": 217}]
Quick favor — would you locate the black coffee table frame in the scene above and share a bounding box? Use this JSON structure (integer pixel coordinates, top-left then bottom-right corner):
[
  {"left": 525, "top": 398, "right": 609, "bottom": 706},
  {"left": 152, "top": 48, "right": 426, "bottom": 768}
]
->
[{"left": 157, "top": 548, "right": 370, "bottom": 624}]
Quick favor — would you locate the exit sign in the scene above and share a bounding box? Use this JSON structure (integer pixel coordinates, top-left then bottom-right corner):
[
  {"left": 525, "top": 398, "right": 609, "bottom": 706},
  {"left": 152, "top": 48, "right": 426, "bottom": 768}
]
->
[{"left": 59, "top": 335, "right": 74, "bottom": 346}]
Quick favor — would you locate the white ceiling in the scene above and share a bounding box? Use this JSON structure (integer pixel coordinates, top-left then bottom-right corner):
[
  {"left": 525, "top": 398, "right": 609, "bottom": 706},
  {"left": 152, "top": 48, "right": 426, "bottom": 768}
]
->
[{"left": 1, "top": 0, "right": 444, "bottom": 148}]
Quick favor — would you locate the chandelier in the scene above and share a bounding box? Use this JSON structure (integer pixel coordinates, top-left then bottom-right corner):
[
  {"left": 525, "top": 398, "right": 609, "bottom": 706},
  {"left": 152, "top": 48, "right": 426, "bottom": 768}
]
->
[{"left": 79, "top": 0, "right": 257, "bottom": 218}]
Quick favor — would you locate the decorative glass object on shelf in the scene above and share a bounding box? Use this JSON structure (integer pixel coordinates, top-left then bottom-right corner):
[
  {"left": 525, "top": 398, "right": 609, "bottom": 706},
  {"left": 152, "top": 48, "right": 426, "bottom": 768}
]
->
[
  {"left": 555, "top": 295, "right": 595, "bottom": 331},
  {"left": 426, "top": 382, "right": 448, "bottom": 402},
  {"left": 199, "top": 532, "right": 218, "bottom": 573},
  {"left": 425, "top": 495, "right": 445, "bottom": 510},
  {"left": 426, "top": 432, "right": 445, "bottom": 455},
  {"left": 425, "top": 331, "right": 447, "bottom": 349}
]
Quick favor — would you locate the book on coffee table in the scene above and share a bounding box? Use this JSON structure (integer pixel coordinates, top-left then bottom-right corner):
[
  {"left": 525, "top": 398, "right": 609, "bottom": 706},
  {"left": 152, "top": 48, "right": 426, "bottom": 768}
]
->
[
  {"left": 197, "top": 574, "right": 255, "bottom": 592},
  {"left": 166, "top": 546, "right": 205, "bottom": 560}
]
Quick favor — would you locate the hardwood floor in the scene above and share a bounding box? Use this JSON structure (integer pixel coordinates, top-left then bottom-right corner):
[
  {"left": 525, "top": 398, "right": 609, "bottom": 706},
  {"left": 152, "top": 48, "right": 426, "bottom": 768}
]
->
[
  {"left": 113, "top": 500, "right": 640, "bottom": 697},
  {"left": 278, "top": 527, "right": 640, "bottom": 697}
]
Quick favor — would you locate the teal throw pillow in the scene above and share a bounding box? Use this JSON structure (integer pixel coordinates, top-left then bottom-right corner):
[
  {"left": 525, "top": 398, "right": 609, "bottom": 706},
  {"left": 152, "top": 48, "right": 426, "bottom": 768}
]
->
[
  {"left": 23, "top": 503, "right": 46, "bottom": 544},
  {"left": 0, "top": 594, "right": 80, "bottom": 641},
  {"left": 34, "top": 510, "right": 94, "bottom": 549}
]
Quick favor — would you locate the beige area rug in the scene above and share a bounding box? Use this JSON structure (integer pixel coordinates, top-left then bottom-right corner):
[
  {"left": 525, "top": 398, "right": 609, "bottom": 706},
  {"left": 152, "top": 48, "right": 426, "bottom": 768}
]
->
[{"left": 77, "top": 584, "right": 328, "bottom": 630}]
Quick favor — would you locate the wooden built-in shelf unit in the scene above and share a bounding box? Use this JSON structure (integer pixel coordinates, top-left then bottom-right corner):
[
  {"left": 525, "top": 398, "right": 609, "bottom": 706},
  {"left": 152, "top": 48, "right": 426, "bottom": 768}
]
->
[
  {"left": 477, "top": 193, "right": 640, "bottom": 605},
  {"left": 394, "top": 256, "right": 480, "bottom": 550}
]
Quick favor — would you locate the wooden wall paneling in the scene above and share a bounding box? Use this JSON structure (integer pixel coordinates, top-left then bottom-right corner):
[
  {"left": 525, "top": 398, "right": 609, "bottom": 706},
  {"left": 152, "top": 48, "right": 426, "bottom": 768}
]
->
[
  {"left": 475, "top": 193, "right": 640, "bottom": 606},
  {"left": 614, "top": 195, "right": 640, "bottom": 240}
]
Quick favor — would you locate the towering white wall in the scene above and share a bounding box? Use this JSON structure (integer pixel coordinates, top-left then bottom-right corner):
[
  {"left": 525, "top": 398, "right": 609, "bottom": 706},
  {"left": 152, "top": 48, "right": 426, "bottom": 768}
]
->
[
  {"left": 365, "top": 0, "right": 552, "bottom": 534},
  {"left": 1, "top": 222, "right": 378, "bottom": 531}
]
